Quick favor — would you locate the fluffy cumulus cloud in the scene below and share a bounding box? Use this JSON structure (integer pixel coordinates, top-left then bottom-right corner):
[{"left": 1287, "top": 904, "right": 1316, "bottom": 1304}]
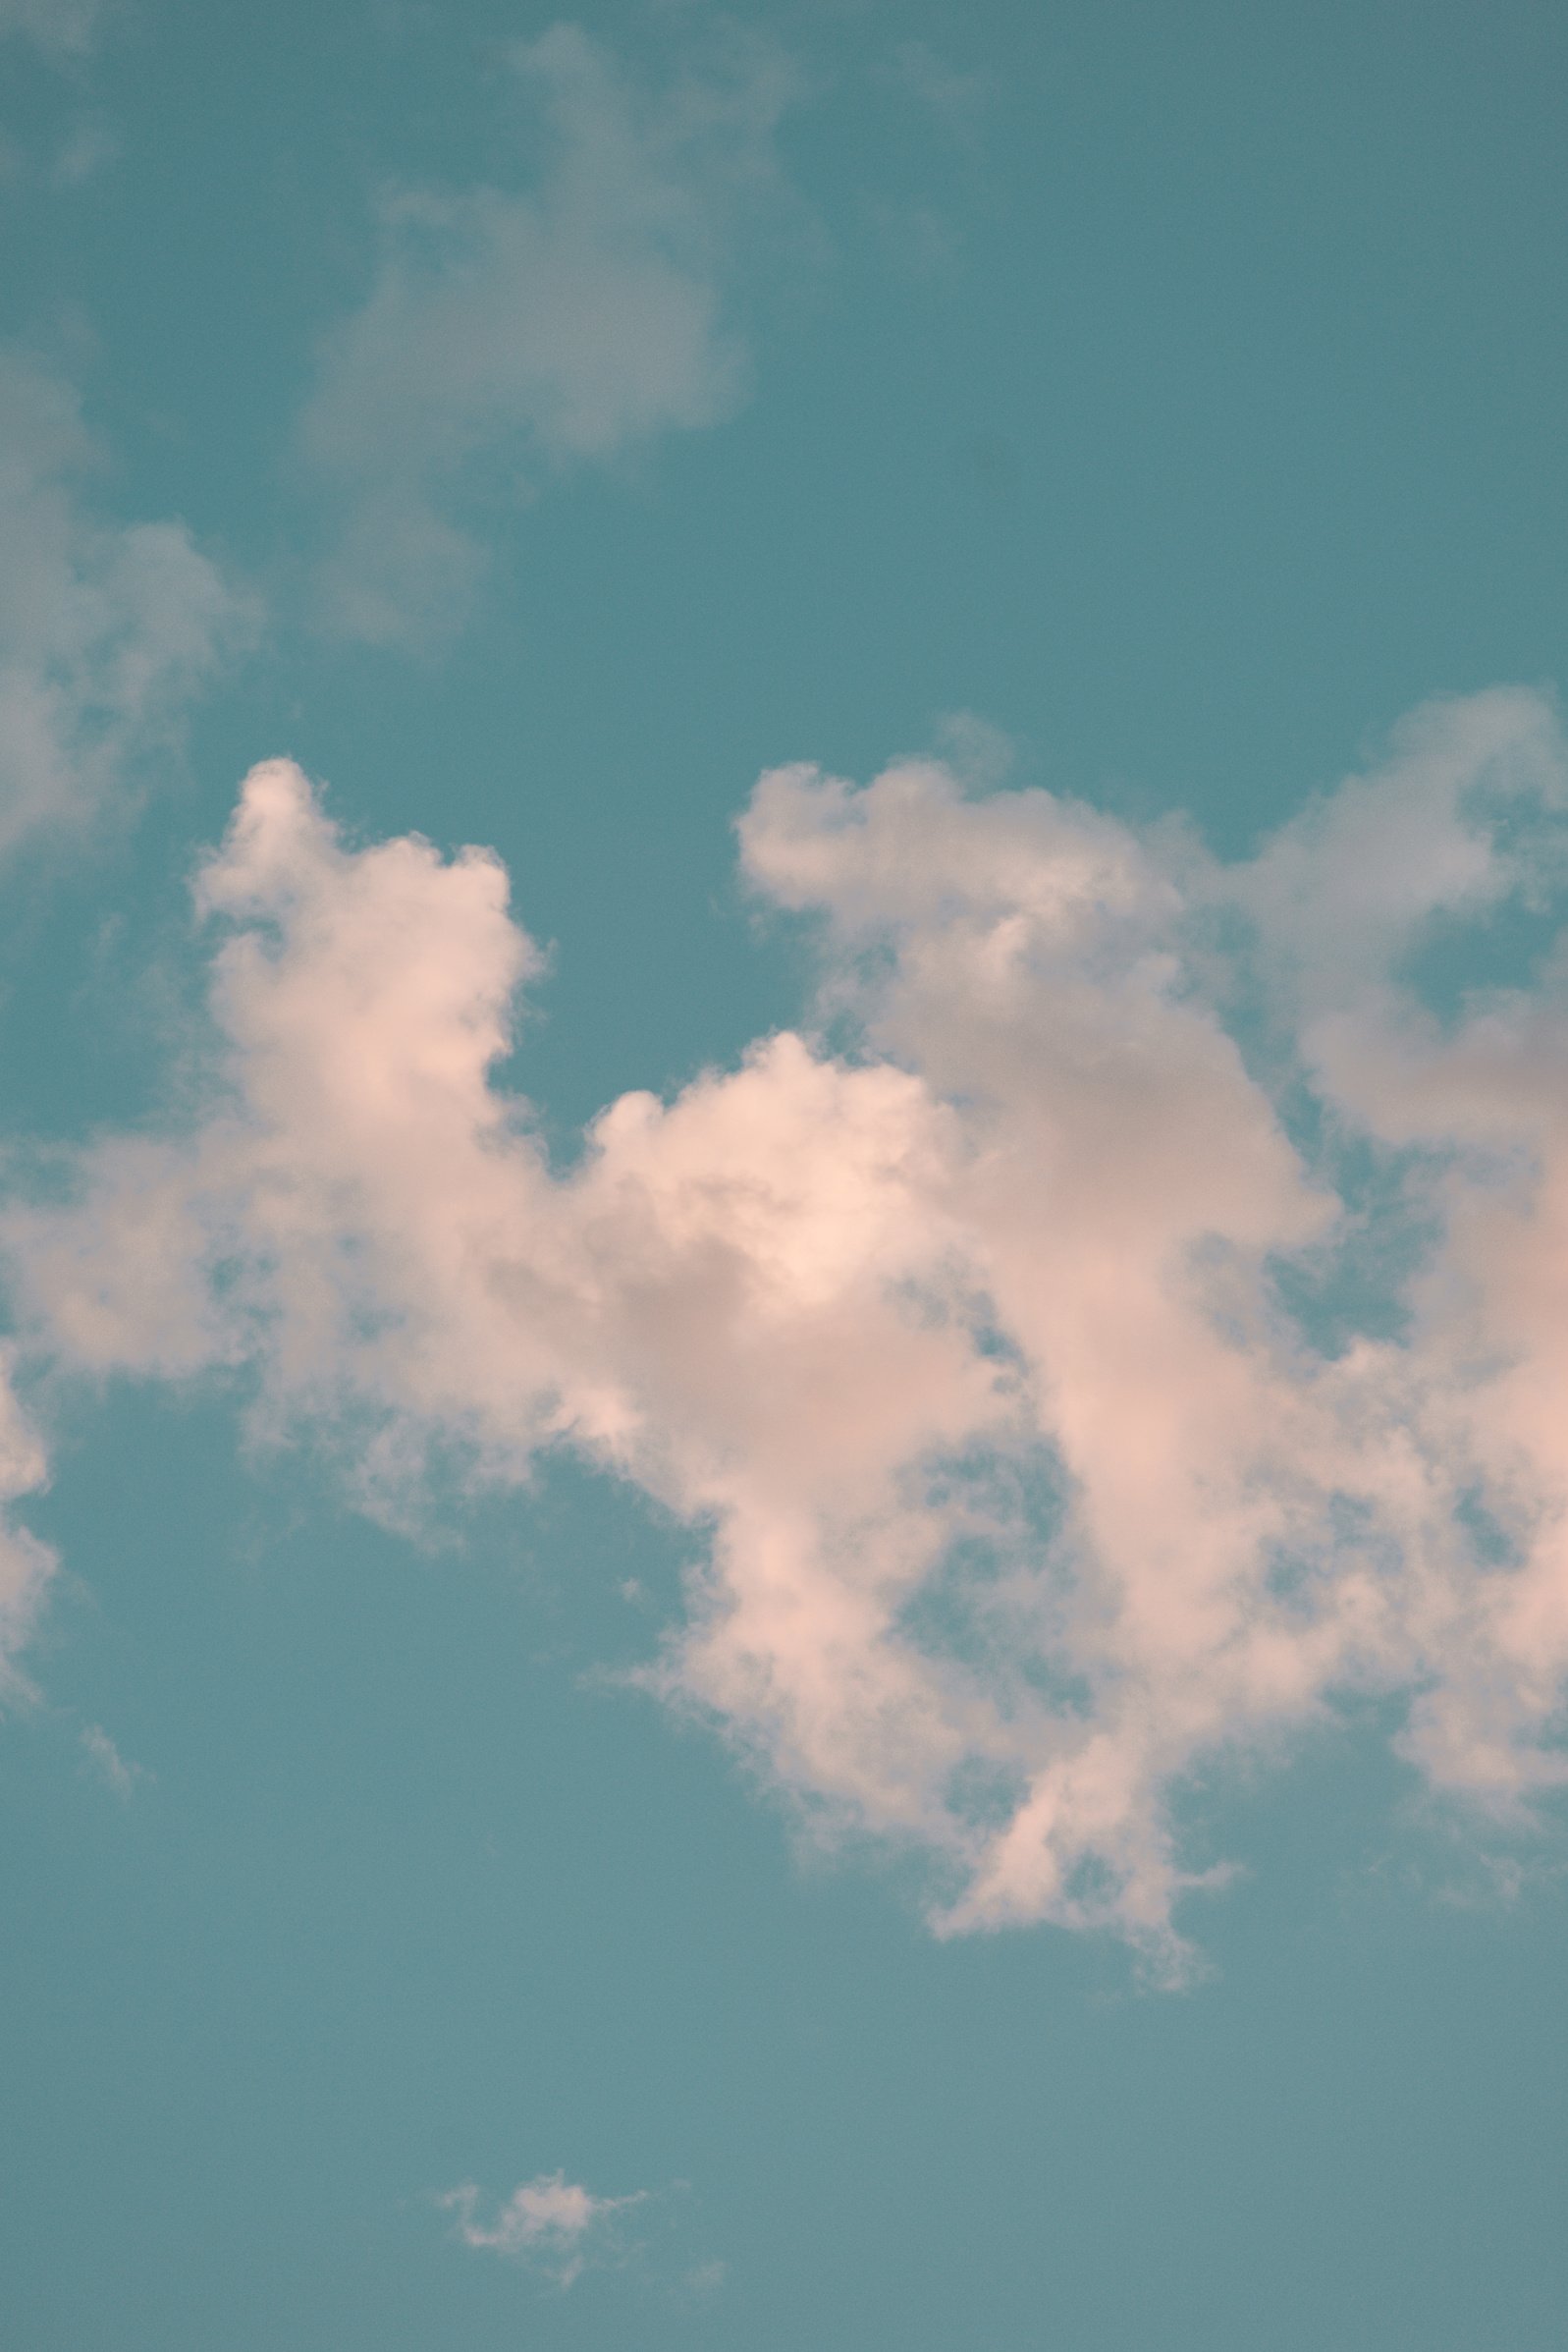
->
[
  {"left": 7, "top": 687, "right": 1568, "bottom": 1969},
  {"left": 0, "top": 351, "right": 251, "bottom": 857},
  {"left": 438, "top": 2173, "right": 648, "bottom": 2288},
  {"left": 300, "top": 23, "right": 798, "bottom": 644}
]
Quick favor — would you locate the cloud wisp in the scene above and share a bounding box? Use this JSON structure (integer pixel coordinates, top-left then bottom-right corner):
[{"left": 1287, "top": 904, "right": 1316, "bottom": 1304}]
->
[
  {"left": 300, "top": 23, "right": 799, "bottom": 646},
  {"left": 438, "top": 2173, "right": 649, "bottom": 2289},
  {"left": 7, "top": 687, "right": 1568, "bottom": 1970},
  {"left": 79, "top": 1721, "right": 146, "bottom": 1798},
  {"left": 0, "top": 350, "right": 252, "bottom": 859},
  {"left": 0, "top": 1346, "right": 54, "bottom": 1699}
]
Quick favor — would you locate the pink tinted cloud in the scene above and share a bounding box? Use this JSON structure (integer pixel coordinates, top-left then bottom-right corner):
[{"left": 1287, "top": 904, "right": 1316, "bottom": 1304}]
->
[{"left": 9, "top": 690, "right": 1568, "bottom": 1968}]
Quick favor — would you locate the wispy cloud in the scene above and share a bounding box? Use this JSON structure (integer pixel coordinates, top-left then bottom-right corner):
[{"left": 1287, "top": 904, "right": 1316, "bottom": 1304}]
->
[
  {"left": 438, "top": 2173, "right": 649, "bottom": 2288},
  {"left": 80, "top": 1722, "right": 146, "bottom": 1798},
  {"left": 8, "top": 690, "right": 1568, "bottom": 1969},
  {"left": 0, "top": 1347, "right": 54, "bottom": 1700},
  {"left": 0, "top": 350, "right": 255, "bottom": 858},
  {"left": 299, "top": 22, "right": 800, "bottom": 646}
]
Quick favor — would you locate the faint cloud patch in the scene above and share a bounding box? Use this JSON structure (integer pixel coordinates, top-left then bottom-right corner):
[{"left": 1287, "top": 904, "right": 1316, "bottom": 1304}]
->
[
  {"left": 865, "top": 194, "right": 962, "bottom": 282},
  {"left": 80, "top": 1721, "right": 147, "bottom": 1799},
  {"left": 300, "top": 22, "right": 802, "bottom": 648},
  {"left": 0, "top": 348, "right": 257, "bottom": 857},
  {"left": 683, "top": 2256, "right": 727, "bottom": 2304},
  {"left": 1392, "top": 1812, "right": 1568, "bottom": 1917},
  {"left": 51, "top": 113, "right": 118, "bottom": 187},
  {"left": 862, "top": 42, "right": 991, "bottom": 283},
  {"left": 0, "top": 0, "right": 107, "bottom": 56},
  {"left": 933, "top": 708, "right": 1016, "bottom": 792},
  {"left": 0, "top": 1349, "right": 54, "bottom": 1701},
  {"left": 875, "top": 39, "right": 991, "bottom": 144}
]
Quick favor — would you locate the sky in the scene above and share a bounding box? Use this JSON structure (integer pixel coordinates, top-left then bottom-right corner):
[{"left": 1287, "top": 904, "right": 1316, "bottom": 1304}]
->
[{"left": 2, "top": 2, "right": 1567, "bottom": 2346}]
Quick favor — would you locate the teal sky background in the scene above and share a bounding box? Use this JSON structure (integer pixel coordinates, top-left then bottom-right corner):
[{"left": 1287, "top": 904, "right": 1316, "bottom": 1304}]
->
[{"left": 3, "top": 3, "right": 1567, "bottom": 2347}]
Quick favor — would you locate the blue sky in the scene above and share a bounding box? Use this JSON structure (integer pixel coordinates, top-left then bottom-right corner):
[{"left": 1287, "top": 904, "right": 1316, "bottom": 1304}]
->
[{"left": 3, "top": 3, "right": 1567, "bottom": 2345}]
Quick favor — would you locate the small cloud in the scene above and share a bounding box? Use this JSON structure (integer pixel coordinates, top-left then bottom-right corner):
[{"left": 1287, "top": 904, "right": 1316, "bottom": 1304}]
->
[
  {"left": 437, "top": 2172, "right": 649, "bottom": 2289},
  {"left": 80, "top": 1722, "right": 146, "bottom": 1799}
]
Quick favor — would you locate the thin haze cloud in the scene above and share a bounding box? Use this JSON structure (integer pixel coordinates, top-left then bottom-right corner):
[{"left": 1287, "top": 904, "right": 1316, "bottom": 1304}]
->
[
  {"left": 875, "top": 39, "right": 991, "bottom": 141},
  {"left": 0, "top": 350, "right": 253, "bottom": 858},
  {"left": 5, "top": 686, "right": 1568, "bottom": 1971},
  {"left": 0, "top": 1346, "right": 53, "bottom": 1697},
  {"left": 300, "top": 23, "right": 800, "bottom": 647},
  {"left": 79, "top": 1721, "right": 144, "bottom": 1798},
  {"left": 0, "top": 0, "right": 105, "bottom": 57}
]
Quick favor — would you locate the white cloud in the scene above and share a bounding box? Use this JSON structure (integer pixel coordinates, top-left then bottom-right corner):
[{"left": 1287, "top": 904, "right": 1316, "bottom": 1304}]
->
[
  {"left": 0, "top": 351, "right": 253, "bottom": 857},
  {"left": 0, "top": 0, "right": 104, "bottom": 57},
  {"left": 438, "top": 2173, "right": 648, "bottom": 2288},
  {"left": 9, "top": 691, "right": 1568, "bottom": 1970},
  {"left": 300, "top": 23, "right": 799, "bottom": 645}
]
